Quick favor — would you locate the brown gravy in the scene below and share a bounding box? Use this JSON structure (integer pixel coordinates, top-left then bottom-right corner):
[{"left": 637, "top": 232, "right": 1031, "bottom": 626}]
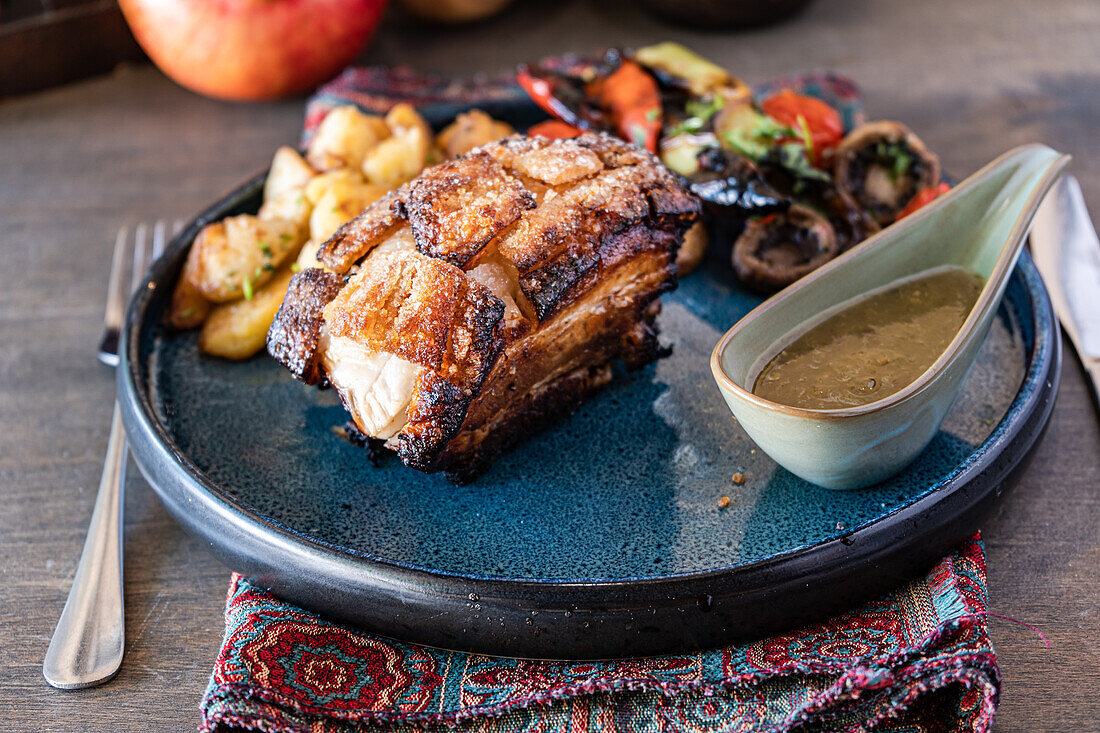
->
[{"left": 753, "top": 267, "right": 984, "bottom": 410}]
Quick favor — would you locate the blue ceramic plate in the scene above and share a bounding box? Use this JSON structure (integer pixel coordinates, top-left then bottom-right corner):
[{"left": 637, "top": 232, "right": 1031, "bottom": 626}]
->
[{"left": 119, "top": 101, "right": 1060, "bottom": 659}]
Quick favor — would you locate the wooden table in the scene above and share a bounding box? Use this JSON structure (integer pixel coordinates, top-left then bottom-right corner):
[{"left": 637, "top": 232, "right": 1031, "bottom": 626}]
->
[{"left": 2, "top": 0, "right": 1097, "bottom": 729}]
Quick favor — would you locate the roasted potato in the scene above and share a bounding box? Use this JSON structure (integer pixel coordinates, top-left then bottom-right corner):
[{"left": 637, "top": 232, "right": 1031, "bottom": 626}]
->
[
  {"left": 677, "top": 221, "right": 708, "bottom": 275},
  {"left": 198, "top": 268, "right": 295, "bottom": 360},
  {"left": 306, "top": 106, "right": 390, "bottom": 172},
  {"left": 166, "top": 244, "right": 212, "bottom": 329},
  {"left": 362, "top": 103, "right": 431, "bottom": 188},
  {"left": 304, "top": 168, "right": 365, "bottom": 205},
  {"left": 187, "top": 215, "right": 305, "bottom": 302},
  {"left": 295, "top": 240, "right": 323, "bottom": 270},
  {"left": 264, "top": 146, "right": 315, "bottom": 201},
  {"left": 309, "top": 180, "right": 388, "bottom": 243},
  {"left": 258, "top": 188, "right": 311, "bottom": 237},
  {"left": 436, "top": 109, "right": 514, "bottom": 158}
]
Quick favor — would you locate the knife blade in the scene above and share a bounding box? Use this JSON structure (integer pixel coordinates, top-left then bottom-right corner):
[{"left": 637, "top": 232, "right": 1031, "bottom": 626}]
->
[{"left": 1031, "top": 174, "right": 1100, "bottom": 401}]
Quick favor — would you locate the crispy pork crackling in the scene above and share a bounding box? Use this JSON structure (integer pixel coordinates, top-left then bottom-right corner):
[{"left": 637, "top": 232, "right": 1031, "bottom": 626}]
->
[{"left": 268, "top": 133, "right": 700, "bottom": 481}]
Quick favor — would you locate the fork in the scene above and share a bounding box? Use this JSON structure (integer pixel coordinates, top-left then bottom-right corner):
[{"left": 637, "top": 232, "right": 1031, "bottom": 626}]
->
[{"left": 43, "top": 222, "right": 175, "bottom": 689}]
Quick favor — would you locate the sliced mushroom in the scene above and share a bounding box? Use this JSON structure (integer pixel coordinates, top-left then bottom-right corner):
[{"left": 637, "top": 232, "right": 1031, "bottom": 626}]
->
[
  {"left": 731, "top": 204, "right": 838, "bottom": 293},
  {"left": 834, "top": 121, "right": 941, "bottom": 226},
  {"left": 822, "top": 186, "right": 882, "bottom": 251}
]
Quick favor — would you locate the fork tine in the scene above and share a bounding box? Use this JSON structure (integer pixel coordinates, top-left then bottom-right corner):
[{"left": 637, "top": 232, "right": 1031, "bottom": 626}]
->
[
  {"left": 102, "top": 228, "right": 128, "bottom": 334},
  {"left": 131, "top": 223, "right": 148, "bottom": 295},
  {"left": 152, "top": 220, "right": 167, "bottom": 260}
]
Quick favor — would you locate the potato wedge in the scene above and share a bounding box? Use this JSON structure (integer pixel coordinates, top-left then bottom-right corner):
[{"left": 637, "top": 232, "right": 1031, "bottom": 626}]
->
[
  {"left": 166, "top": 244, "right": 212, "bottom": 329},
  {"left": 362, "top": 103, "right": 431, "bottom": 188},
  {"left": 436, "top": 109, "right": 514, "bottom": 158},
  {"left": 198, "top": 268, "right": 295, "bottom": 360},
  {"left": 264, "top": 146, "right": 315, "bottom": 202},
  {"left": 187, "top": 215, "right": 304, "bottom": 302},
  {"left": 309, "top": 180, "right": 389, "bottom": 243},
  {"left": 306, "top": 106, "right": 389, "bottom": 172}
]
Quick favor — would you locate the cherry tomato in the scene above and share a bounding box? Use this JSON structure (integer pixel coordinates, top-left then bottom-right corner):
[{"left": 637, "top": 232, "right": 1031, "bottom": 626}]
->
[
  {"left": 527, "top": 120, "right": 584, "bottom": 140},
  {"left": 898, "top": 182, "right": 952, "bottom": 219},
  {"left": 760, "top": 89, "right": 844, "bottom": 159}
]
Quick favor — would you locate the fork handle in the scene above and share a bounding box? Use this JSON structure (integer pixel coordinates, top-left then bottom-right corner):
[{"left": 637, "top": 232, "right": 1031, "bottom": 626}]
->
[{"left": 43, "top": 402, "right": 126, "bottom": 689}]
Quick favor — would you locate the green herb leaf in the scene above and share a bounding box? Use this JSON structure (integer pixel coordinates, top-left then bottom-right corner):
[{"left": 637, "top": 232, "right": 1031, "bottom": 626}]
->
[
  {"left": 290, "top": 262, "right": 301, "bottom": 272},
  {"left": 720, "top": 110, "right": 791, "bottom": 161},
  {"left": 666, "top": 95, "right": 724, "bottom": 137},
  {"left": 892, "top": 149, "right": 912, "bottom": 180},
  {"left": 874, "top": 140, "right": 912, "bottom": 181},
  {"left": 773, "top": 142, "right": 831, "bottom": 183},
  {"left": 795, "top": 114, "right": 813, "bottom": 157},
  {"left": 242, "top": 277, "right": 253, "bottom": 301}
]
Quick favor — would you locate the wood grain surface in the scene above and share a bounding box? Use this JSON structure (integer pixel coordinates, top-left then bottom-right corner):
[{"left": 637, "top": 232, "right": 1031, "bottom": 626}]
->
[{"left": 1, "top": 0, "right": 1097, "bottom": 730}]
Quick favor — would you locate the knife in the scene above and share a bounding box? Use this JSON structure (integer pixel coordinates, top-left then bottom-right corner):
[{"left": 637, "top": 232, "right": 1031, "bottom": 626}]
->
[{"left": 1031, "top": 174, "right": 1100, "bottom": 404}]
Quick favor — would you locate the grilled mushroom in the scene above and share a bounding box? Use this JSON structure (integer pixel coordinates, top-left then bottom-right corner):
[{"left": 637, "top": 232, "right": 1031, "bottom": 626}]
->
[
  {"left": 731, "top": 204, "right": 838, "bottom": 292},
  {"left": 834, "top": 121, "right": 941, "bottom": 226}
]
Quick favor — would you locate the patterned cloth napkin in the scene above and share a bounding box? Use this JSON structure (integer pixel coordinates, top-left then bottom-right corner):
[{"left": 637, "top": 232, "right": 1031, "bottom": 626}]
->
[
  {"left": 200, "top": 535, "right": 997, "bottom": 732},
  {"left": 199, "top": 65, "right": 998, "bottom": 732}
]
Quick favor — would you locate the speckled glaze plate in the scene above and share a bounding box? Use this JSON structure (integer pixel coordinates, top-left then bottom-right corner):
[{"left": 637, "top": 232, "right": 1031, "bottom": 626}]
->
[{"left": 119, "top": 100, "right": 1060, "bottom": 659}]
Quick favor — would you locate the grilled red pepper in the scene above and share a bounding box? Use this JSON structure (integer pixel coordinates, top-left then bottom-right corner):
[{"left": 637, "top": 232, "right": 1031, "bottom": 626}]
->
[
  {"left": 586, "top": 60, "right": 661, "bottom": 152},
  {"left": 527, "top": 120, "right": 584, "bottom": 140},
  {"left": 517, "top": 67, "right": 589, "bottom": 129}
]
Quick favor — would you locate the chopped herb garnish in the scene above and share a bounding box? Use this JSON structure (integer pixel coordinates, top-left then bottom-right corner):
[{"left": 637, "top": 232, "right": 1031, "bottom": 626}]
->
[
  {"left": 892, "top": 149, "right": 912, "bottom": 180},
  {"left": 262, "top": 262, "right": 276, "bottom": 273},
  {"left": 721, "top": 111, "right": 790, "bottom": 161},
  {"left": 179, "top": 307, "right": 195, "bottom": 318},
  {"left": 666, "top": 95, "right": 724, "bottom": 137},
  {"left": 258, "top": 242, "right": 272, "bottom": 257},
  {"left": 290, "top": 262, "right": 301, "bottom": 272},
  {"left": 685, "top": 95, "right": 724, "bottom": 121},
  {"left": 645, "top": 107, "right": 660, "bottom": 122},
  {"left": 874, "top": 140, "right": 912, "bottom": 181},
  {"left": 242, "top": 277, "right": 253, "bottom": 301},
  {"left": 796, "top": 114, "right": 813, "bottom": 157},
  {"left": 279, "top": 232, "right": 293, "bottom": 242},
  {"left": 768, "top": 142, "right": 832, "bottom": 187}
]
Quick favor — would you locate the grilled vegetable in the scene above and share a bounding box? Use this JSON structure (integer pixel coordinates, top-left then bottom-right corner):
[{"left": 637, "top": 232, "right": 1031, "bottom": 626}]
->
[
  {"left": 634, "top": 41, "right": 746, "bottom": 99},
  {"left": 686, "top": 148, "right": 789, "bottom": 218},
  {"left": 898, "top": 182, "right": 952, "bottom": 219},
  {"left": 732, "top": 205, "right": 838, "bottom": 292},
  {"left": 759, "top": 89, "right": 844, "bottom": 162},
  {"left": 586, "top": 58, "right": 662, "bottom": 151},
  {"left": 834, "top": 121, "right": 941, "bottom": 226},
  {"left": 527, "top": 119, "right": 584, "bottom": 140}
]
